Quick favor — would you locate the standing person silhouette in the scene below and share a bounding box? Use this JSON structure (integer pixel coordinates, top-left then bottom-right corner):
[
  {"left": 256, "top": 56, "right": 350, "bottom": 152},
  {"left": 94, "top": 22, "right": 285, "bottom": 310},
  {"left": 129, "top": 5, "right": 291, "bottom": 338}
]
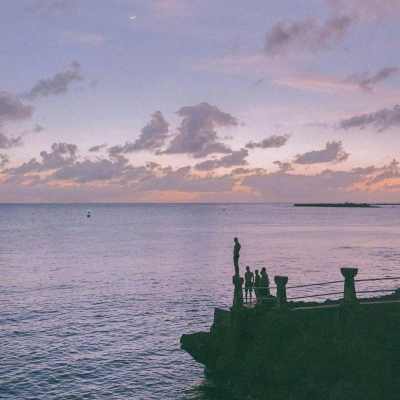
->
[
  {"left": 254, "top": 269, "right": 261, "bottom": 303},
  {"left": 233, "top": 237, "right": 241, "bottom": 275},
  {"left": 260, "top": 267, "right": 270, "bottom": 299},
  {"left": 244, "top": 266, "right": 254, "bottom": 304}
]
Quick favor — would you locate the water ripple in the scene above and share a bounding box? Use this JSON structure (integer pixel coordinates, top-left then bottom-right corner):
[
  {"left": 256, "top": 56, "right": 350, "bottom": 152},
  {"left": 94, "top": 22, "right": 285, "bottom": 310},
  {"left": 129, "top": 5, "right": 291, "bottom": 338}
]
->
[{"left": 1, "top": 204, "right": 400, "bottom": 398}]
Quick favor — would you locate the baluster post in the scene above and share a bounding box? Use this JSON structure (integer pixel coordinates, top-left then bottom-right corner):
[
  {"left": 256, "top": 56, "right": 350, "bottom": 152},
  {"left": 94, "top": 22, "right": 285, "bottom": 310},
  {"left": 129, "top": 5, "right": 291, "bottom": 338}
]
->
[
  {"left": 274, "top": 276, "right": 288, "bottom": 308},
  {"left": 340, "top": 268, "right": 358, "bottom": 303},
  {"left": 232, "top": 274, "right": 245, "bottom": 308}
]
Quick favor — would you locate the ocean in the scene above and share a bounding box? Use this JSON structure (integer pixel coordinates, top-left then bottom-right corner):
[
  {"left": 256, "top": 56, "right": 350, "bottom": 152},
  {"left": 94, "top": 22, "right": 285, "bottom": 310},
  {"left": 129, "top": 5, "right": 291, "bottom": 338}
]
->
[{"left": 1, "top": 203, "right": 399, "bottom": 399}]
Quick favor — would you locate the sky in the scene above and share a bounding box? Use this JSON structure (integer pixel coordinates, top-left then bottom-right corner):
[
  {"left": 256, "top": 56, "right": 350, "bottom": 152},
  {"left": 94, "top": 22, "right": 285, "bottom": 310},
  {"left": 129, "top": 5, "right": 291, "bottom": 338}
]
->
[{"left": 1, "top": 0, "right": 400, "bottom": 203}]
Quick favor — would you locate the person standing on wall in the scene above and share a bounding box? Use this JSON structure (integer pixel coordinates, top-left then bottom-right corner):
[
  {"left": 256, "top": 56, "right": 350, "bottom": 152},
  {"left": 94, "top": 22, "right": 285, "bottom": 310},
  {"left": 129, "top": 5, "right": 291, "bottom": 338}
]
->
[
  {"left": 233, "top": 237, "right": 241, "bottom": 275},
  {"left": 244, "top": 266, "right": 254, "bottom": 304},
  {"left": 260, "top": 267, "right": 270, "bottom": 301},
  {"left": 254, "top": 269, "right": 261, "bottom": 303}
]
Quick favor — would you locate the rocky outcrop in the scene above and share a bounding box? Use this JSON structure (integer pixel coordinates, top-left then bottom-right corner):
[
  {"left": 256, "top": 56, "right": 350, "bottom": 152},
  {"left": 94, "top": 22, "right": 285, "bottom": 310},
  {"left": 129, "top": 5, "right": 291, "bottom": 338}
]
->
[{"left": 181, "top": 299, "right": 400, "bottom": 400}]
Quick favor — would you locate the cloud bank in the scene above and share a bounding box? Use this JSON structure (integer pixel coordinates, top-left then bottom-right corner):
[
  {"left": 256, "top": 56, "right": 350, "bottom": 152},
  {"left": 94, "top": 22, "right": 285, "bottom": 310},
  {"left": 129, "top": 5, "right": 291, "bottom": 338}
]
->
[
  {"left": 1, "top": 141, "right": 399, "bottom": 203},
  {"left": 51, "top": 157, "right": 128, "bottom": 183},
  {"left": 5, "top": 142, "right": 78, "bottom": 175}
]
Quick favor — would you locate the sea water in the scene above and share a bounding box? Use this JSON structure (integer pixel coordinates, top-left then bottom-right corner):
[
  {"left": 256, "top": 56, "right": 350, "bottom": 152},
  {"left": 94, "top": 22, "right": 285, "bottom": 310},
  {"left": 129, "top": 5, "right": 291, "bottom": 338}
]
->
[{"left": 1, "top": 203, "right": 399, "bottom": 399}]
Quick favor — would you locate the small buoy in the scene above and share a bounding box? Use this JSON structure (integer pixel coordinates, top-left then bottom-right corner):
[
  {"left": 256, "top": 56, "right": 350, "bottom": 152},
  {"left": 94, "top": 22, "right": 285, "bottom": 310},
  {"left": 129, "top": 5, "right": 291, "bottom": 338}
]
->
[
  {"left": 223, "top": 207, "right": 226, "bottom": 211},
  {"left": 87, "top": 211, "right": 91, "bottom": 217}
]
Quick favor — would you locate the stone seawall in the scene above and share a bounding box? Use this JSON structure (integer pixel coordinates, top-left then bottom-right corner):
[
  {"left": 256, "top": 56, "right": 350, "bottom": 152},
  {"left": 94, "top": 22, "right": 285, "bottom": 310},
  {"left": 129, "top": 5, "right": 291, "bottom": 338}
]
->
[{"left": 181, "top": 301, "right": 400, "bottom": 400}]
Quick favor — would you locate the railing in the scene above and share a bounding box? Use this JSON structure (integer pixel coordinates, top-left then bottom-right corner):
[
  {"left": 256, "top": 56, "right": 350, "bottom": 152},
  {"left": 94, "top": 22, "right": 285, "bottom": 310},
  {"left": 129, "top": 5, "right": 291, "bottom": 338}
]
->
[
  {"left": 288, "top": 276, "right": 400, "bottom": 301},
  {"left": 287, "top": 279, "right": 343, "bottom": 300},
  {"left": 233, "top": 269, "right": 400, "bottom": 309}
]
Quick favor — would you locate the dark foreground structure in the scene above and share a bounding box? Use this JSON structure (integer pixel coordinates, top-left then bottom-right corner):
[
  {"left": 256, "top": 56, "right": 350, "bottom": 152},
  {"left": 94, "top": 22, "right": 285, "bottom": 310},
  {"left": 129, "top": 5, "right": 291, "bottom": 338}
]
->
[{"left": 181, "top": 269, "right": 400, "bottom": 400}]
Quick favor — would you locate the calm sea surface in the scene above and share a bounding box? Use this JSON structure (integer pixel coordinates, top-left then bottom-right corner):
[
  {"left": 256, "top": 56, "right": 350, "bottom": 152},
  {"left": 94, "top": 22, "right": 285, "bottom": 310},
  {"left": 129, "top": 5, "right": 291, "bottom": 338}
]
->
[{"left": 1, "top": 203, "right": 400, "bottom": 399}]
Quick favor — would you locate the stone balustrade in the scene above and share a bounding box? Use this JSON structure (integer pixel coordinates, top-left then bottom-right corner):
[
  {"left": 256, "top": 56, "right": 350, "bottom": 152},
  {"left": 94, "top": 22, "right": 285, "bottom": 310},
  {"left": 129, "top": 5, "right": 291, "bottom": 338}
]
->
[{"left": 231, "top": 268, "right": 361, "bottom": 309}]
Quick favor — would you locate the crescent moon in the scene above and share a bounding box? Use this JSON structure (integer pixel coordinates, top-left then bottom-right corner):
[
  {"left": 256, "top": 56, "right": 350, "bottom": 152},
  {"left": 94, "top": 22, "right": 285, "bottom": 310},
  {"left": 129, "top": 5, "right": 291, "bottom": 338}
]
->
[{"left": 130, "top": 15, "right": 136, "bottom": 19}]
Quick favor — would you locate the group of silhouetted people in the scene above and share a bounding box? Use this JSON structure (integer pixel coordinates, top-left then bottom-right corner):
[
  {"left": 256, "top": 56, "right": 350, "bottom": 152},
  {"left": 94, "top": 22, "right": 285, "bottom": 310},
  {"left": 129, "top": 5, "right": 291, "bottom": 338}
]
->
[
  {"left": 244, "top": 266, "right": 270, "bottom": 303},
  {"left": 233, "top": 237, "right": 271, "bottom": 304}
]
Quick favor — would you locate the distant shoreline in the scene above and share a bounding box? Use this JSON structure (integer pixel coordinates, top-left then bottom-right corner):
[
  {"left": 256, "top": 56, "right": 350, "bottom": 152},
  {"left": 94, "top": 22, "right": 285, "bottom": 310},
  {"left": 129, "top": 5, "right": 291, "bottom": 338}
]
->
[{"left": 294, "top": 202, "right": 378, "bottom": 208}]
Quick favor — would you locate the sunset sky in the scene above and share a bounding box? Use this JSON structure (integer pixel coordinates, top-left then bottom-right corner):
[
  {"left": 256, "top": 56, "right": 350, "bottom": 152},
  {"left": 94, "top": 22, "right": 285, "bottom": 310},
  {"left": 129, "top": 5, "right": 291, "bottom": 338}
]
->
[{"left": 1, "top": 0, "right": 400, "bottom": 202}]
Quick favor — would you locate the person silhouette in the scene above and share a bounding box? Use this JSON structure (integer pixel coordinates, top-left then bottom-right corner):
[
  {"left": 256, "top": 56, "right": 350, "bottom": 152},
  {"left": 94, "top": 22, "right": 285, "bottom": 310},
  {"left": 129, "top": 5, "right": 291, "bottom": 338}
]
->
[
  {"left": 260, "top": 267, "right": 270, "bottom": 300},
  {"left": 254, "top": 269, "right": 261, "bottom": 303},
  {"left": 233, "top": 237, "right": 241, "bottom": 275},
  {"left": 244, "top": 266, "right": 254, "bottom": 304}
]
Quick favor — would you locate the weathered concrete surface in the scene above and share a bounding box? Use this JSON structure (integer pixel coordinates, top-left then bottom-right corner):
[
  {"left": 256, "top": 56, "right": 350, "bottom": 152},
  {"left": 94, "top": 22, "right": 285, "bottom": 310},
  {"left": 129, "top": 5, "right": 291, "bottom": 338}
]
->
[{"left": 181, "top": 299, "right": 400, "bottom": 400}]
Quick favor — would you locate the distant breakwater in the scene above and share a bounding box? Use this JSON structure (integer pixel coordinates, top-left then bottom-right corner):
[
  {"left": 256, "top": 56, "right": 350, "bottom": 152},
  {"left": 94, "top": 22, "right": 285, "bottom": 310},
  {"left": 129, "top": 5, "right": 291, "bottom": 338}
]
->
[{"left": 293, "top": 202, "right": 377, "bottom": 208}]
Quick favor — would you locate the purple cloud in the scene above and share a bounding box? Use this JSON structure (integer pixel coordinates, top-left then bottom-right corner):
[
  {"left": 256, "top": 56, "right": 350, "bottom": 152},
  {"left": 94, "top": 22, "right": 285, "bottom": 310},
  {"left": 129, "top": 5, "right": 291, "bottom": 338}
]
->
[
  {"left": 33, "top": 124, "right": 44, "bottom": 133},
  {"left": 0, "top": 153, "right": 9, "bottom": 167},
  {"left": 137, "top": 166, "right": 236, "bottom": 192},
  {"left": 365, "top": 159, "right": 400, "bottom": 186},
  {"left": 162, "top": 102, "right": 238, "bottom": 158},
  {"left": 108, "top": 111, "right": 169, "bottom": 156},
  {"left": 195, "top": 149, "right": 248, "bottom": 171},
  {"left": 241, "top": 167, "right": 371, "bottom": 202},
  {"left": 4, "top": 142, "right": 77, "bottom": 174},
  {"left": 337, "top": 104, "right": 400, "bottom": 131},
  {"left": 273, "top": 161, "right": 294, "bottom": 172},
  {"left": 346, "top": 67, "right": 399, "bottom": 92},
  {"left": 294, "top": 141, "right": 349, "bottom": 164},
  {"left": 265, "top": 14, "right": 353, "bottom": 54},
  {"left": 0, "top": 133, "right": 23, "bottom": 149},
  {"left": 22, "top": 61, "right": 83, "bottom": 100},
  {"left": 245, "top": 134, "right": 290, "bottom": 149},
  {"left": 51, "top": 157, "right": 128, "bottom": 183},
  {"left": 0, "top": 91, "right": 33, "bottom": 123},
  {"left": 88, "top": 143, "right": 107, "bottom": 152}
]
